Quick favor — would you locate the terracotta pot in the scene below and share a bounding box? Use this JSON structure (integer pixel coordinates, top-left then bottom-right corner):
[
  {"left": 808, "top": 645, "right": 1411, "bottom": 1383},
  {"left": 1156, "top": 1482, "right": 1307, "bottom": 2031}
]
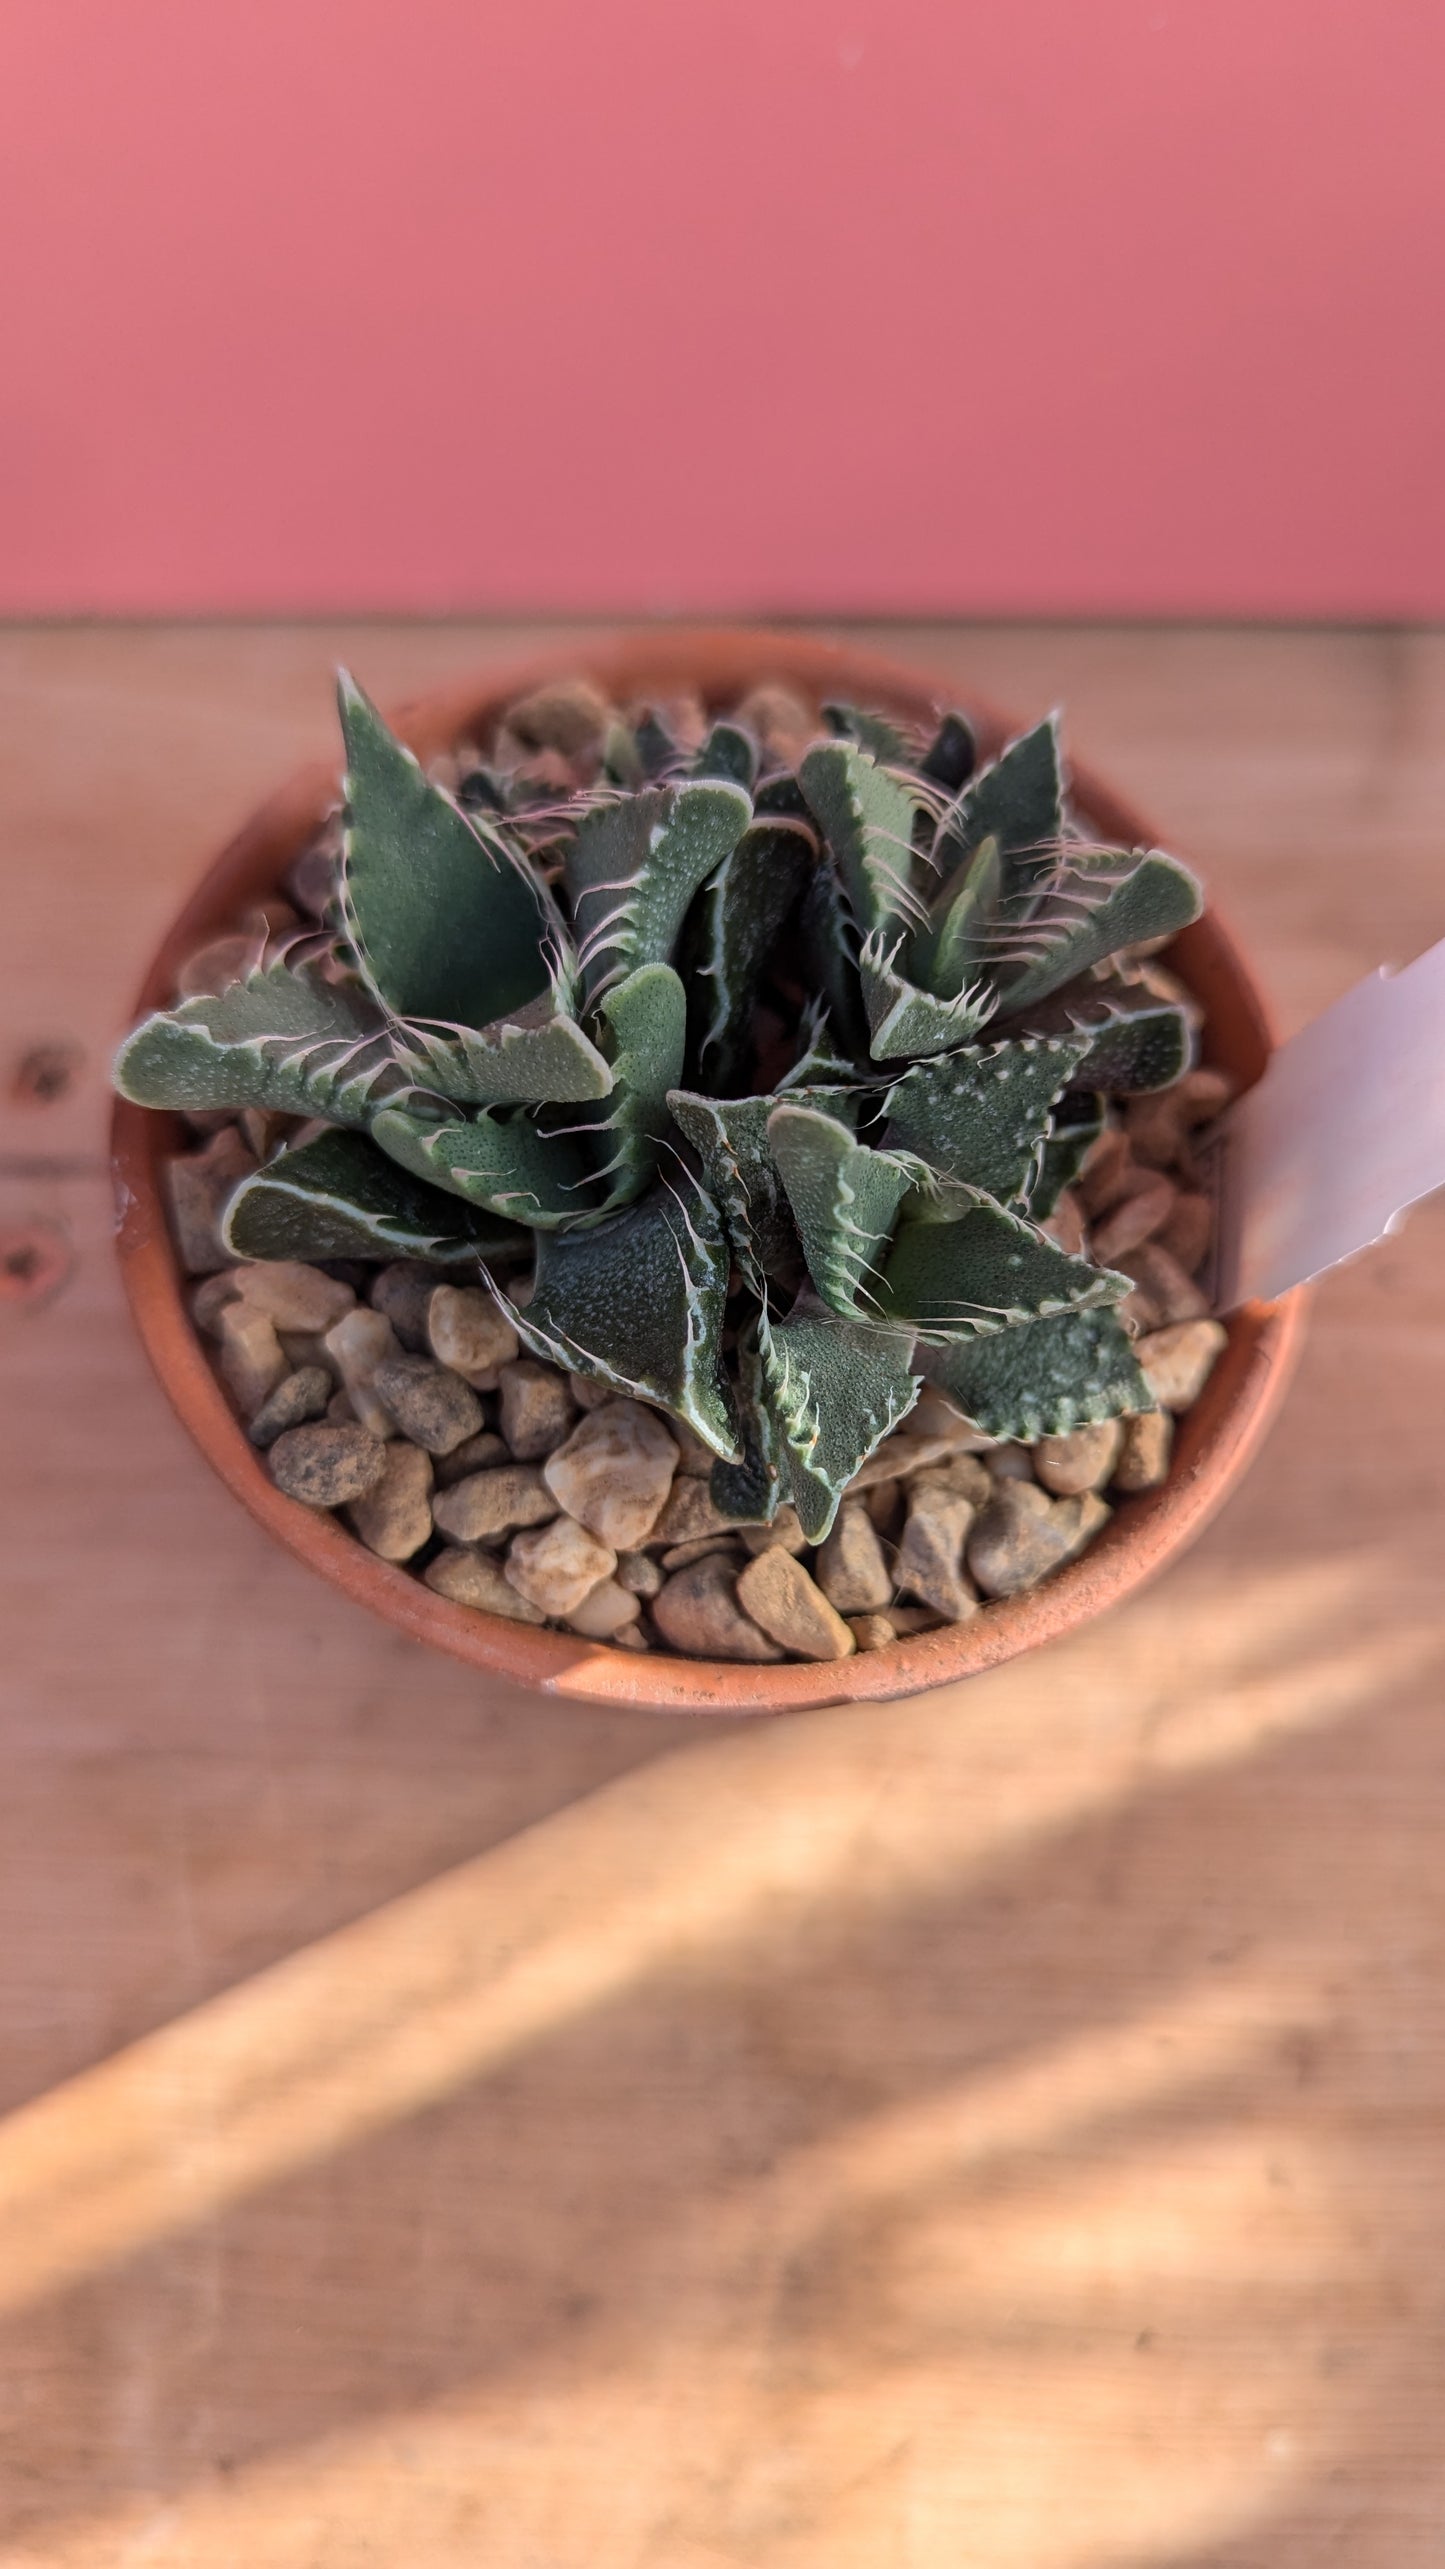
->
[{"left": 112, "top": 630, "right": 1306, "bottom": 1714}]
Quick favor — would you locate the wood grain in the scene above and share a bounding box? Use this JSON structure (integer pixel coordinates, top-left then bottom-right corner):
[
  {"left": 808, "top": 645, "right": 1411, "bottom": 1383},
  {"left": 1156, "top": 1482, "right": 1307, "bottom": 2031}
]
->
[{"left": 2, "top": 623, "right": 1443, "bottom": 2567}]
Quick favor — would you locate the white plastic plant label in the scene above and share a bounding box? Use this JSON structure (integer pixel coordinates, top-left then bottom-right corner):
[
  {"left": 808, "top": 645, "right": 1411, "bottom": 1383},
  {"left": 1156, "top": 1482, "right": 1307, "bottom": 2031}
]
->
[{"left": 1211, "top": 933, "right": 1445, "bottom": 1310}]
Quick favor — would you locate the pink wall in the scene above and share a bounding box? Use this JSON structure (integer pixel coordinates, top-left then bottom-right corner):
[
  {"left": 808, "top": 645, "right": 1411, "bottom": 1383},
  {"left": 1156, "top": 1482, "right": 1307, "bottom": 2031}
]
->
[{"left": 2, "top": 0, "right": 1442, "bottom": 618}]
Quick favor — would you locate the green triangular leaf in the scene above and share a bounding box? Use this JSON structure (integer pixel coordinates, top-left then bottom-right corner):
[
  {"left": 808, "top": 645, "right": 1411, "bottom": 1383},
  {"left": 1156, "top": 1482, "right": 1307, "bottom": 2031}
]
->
[
  {"left": 338, "top": 673, "right": 556, "bottom": 1032},
  {"left": 503, "top": 1172, "right": 738, "bottom": 1458},
  {"left": 798, "top": 740, "right": 923, "bottom": 943},
  {"left": 795, "top": 862, "right": 869, "bottom": 1060},
  {"left": 918, "top": 710, "right": 976, "bottom": 792},
  {"left": 565, "top": 778, "right": 752, "bottom": 1005},
  {"left": 918, "top": 1305, "right": 1152, "bottom": 1441},
  {"left": 882, "top": 1034, "right": 1091, "bottom": 1202},
  {"left": 930, "top": 716, "right": 1064, "bottom": 913},
  {"left": 858, "top": 932, "right": 998, "bottom": 1061},
  {"left": 709, "top": 1322, "right": 781, "bottom": 1523},
  {"left": 1028, "top": 1092, "right": 1105, "bottom": 1219},
  {"left": 584, "top": 962, "right": 688, "bottom": 1208},
  {"left": 222, "top": 1128, "right": 527, "bottom": 1266},
  {"left": 693, "top": 720, "right": 759, "bottom": 787},
  {"left": 684, "top": 817, "right": 815, "bottom": 1086},
  {"left": 757, "top": 1299, "right": 919, "bottom": 1542},
  {"left": 1022, "top": 969, "right": 1196, "bottom": 1094},
  {"left": 879, "top": 1193, "right": 1129, "bottom": 1335},
  {"left": 369, "top": 1102, "right": 603, "bottom": 1228},
  {"left": 768, "top": 1103, "right": 915, "bottom": 1321},
  {"left": 668, "top": 1085, "right": 855, "bottom": 1290},
  {"left": 777, "top": 1000, "right": 856, "bottom": 1090},
  {"left": 393, "top": 972, "right": 612, "bottom": 1108},
  {"left": 992, "top": 849, "right": 1203, "bottom": 1013},
  {"left": 113, "top": 961, "right": 403, "bottom": 1125},
  {"left": 908, "top": 831, "right": 1003, "bottom": 1000}
]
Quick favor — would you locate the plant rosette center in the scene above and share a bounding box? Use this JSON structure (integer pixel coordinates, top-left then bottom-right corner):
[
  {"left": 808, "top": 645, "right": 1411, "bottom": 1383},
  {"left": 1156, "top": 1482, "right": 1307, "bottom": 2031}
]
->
[{"left": 114, "top": 670, "right": 1232, "bottom": 1666}]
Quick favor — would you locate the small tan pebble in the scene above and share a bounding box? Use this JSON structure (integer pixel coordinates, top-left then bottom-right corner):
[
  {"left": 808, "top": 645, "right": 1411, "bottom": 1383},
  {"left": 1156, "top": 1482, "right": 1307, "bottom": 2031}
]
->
[
  {"left": 1137, "top": 1318, "right": 1227, "bottom": 1412},
  {"left": 1042, "top": 1186, "right": 1088, "bottom": 1256},
  {"left": 610, "top": 1622, "right": 651, "bottom": 1652},
  {"left": 566, "top": 1371, "right": 615, "bottom": 1413},
  {"left": 277, "top": 1328, "right": 339, "bottom": 1379},
  {"left": 739, "top": 1505, "right": 808, "bottom": 1558},
  {"left": 846, "top": 1431, "right": 958, "bottom": 1492},
  {"left": 497, "top": 1360, "right": 576, "bottom": 1461},
  {"left": 323, "top": 1307, "right": 401, "bottom": 1437},
  {"left": 347, "top": 1441, "right": 435, "bottom": 1561},
  {"left": 503, "top": 678, "right": 613, "bottom": 763},
  {"left": 660, "top": 1535, "right": 742, "bottom": 1571},
  {"left": 889, "top": 1604, "right": 948, "bottom": 1635},
  {"left": 1125, "top": 1069, "right": 1232, "bottom": 1172},
  {"left": 1178, "top": 1065, "right": 1235, "bottom": 1121},
  {"left": 895, "top": 1489, "right": 980, "bottom": 1622},
  {"left": 369, "top": 1261, "right": 444, "bottom": 1352},
  {"left": 1052, "top": 1490, "right": 1113, "bottom": 1558},
  {"left": 373, "top": 1355, "right": 484, "bottom": 1455},
  {"left": 1032, "top": 1420, "right": 1126, "bottom": 1496},
  {"left": 564, "top": 1578, "right": 643, "bottom": 1641},
  {"left": 247, "top": 1364, "right": 333, "bottom": 1448},
  {"left": 165, "top": 1129, "right": 258, "bottom": 1275},
  {"left": 1075, "top": 1126, "right": 1134, "bottom": 1216},
  {"left": 736, "top": 1549, "right": 856, "bottom": 1661},
  {"left": 1118, "top": 1240, "right": 1211, "bottom": 1323},
  {"left": 506, "top": 1517, "right": 616, "bottom": 1617},
  {"left": 1118, "top": 1281, "right": 1162, "bottom": 1335},
  {"left": 431, "top": 1464, "right": 557, "bottom": 1542},
  {"left": 232, "top": 1259, "right": 356, "bottom": 1333},
  {"left": 629, "top": 689, "right": 708, "bottom": 753},
  {"left": 1155, "top": 1189, "right": 1213, "bottom": 1275},
  {"left": 432, "top": 1428, "right": 508, "bottom": 1488},
  {"left": 908, "top": 1386, "right": 995, "bottom": 1449},
  {"left": 988, "top": 1444, "right": 1035, "bottom": 1482},
  {"left": 269, "top": 1422, "right": 388, "bottom": 1508},
  {"left": 862, "top": 1478, "right": 904, "bottom": 1539},
  {"left": 815, "top": 1503, "right": 893, "bottom": 1615},
  {"left": 426, "top": 1284, "right": 519, "bottom": 1386},
  {"left": 651, "top": 1555, "right": 784, "bottom": 1662},
  {"left": 1089, "top": 1172, "right": 1177, "bottom": 1263},
  {"left": 616, "top": 1550, "right": 663, "bottom": 1598},
  {"left": 174, "top": 929, "right": 263, "bottom": 1000},
  {"left": 217, "top": 1302, "right": 288, "bottom": 1418},
  {"left": 189, "top": 1269, "right": 242, "bottom": 1334},
  {"left": 424, "top": 1546, "right": 547, "bottom": 1622},
  {"left": 1112, "top": 1409, "right": 1175, "bottom": 1491},
  {"left": 542, "top": 1399, "right": 679, "bottom": 1549},
  {"left": 732, "top": 682, "right": 817, "bottom": 765},
  {"left": 911, "top": 1451, "right": 993, "bottom": 1507},
  {"left": 327, "top": 1388, "right": 358, "bottom": 1425},
  {"left": 649, "top": 1477, "right": 741, "bottom": 1549},
  {"left": 967, "top": 1480, "right": 1078, "bottom": 1598},
  {"left": 666, "top": 1414, "right": 722, "bottom": 1476},
  {"left": 238, "top": 1107, "right": 287, "bottom": 1161},
  {"left": 847, "top": 1613, "right": 897, "bottom": 1652}
]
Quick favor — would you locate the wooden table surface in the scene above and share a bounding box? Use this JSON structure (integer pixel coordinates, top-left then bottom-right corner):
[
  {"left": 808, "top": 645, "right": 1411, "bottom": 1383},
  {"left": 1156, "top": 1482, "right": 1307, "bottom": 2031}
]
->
[{"left": 2, "top": 622, "right": 1444, "bottom": 2568}]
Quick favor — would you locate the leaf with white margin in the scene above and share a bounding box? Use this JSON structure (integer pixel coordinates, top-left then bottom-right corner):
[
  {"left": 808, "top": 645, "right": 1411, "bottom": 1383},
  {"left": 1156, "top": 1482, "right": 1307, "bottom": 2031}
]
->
[
  {"left": 918, "top": 1305, "right": 1152, "bottom": 1442},
  {"left": 338, "top": 672, "right": 559, "bottom": 1032},
  {"left": 564, "top": 777, "right": 752, "bottom": 1005},
  {"left": 114, "top": 961, "right": 407, "bottom": 1125},
  {"left": 498, "top": 1170, "right": 738, "bottom": 1459},
  {"left": 756, "top": 1296, "right": 919, "bottom": 1542},
  {"left": 222, "top": 1128, "right": 527, "bottom": 1265},
  {"left": 767, "top": 1103, "right": 917, "bottom": 1321},
  {"left": 880, "top": 1191, "right": 1129, "bottom": 1336}
]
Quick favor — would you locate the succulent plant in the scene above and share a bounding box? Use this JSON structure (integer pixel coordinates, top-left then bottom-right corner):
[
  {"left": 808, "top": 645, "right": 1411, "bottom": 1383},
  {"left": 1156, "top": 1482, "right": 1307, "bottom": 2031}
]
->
[{"left": 115, "top": 673, "right": 1206, "bottom": 1540}]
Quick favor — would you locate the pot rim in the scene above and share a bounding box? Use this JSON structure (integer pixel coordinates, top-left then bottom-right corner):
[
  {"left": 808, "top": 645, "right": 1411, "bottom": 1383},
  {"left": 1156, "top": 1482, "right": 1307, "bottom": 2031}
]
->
[{"left": 111, "top": 627, "right": 1307, "bottom": 1714}]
